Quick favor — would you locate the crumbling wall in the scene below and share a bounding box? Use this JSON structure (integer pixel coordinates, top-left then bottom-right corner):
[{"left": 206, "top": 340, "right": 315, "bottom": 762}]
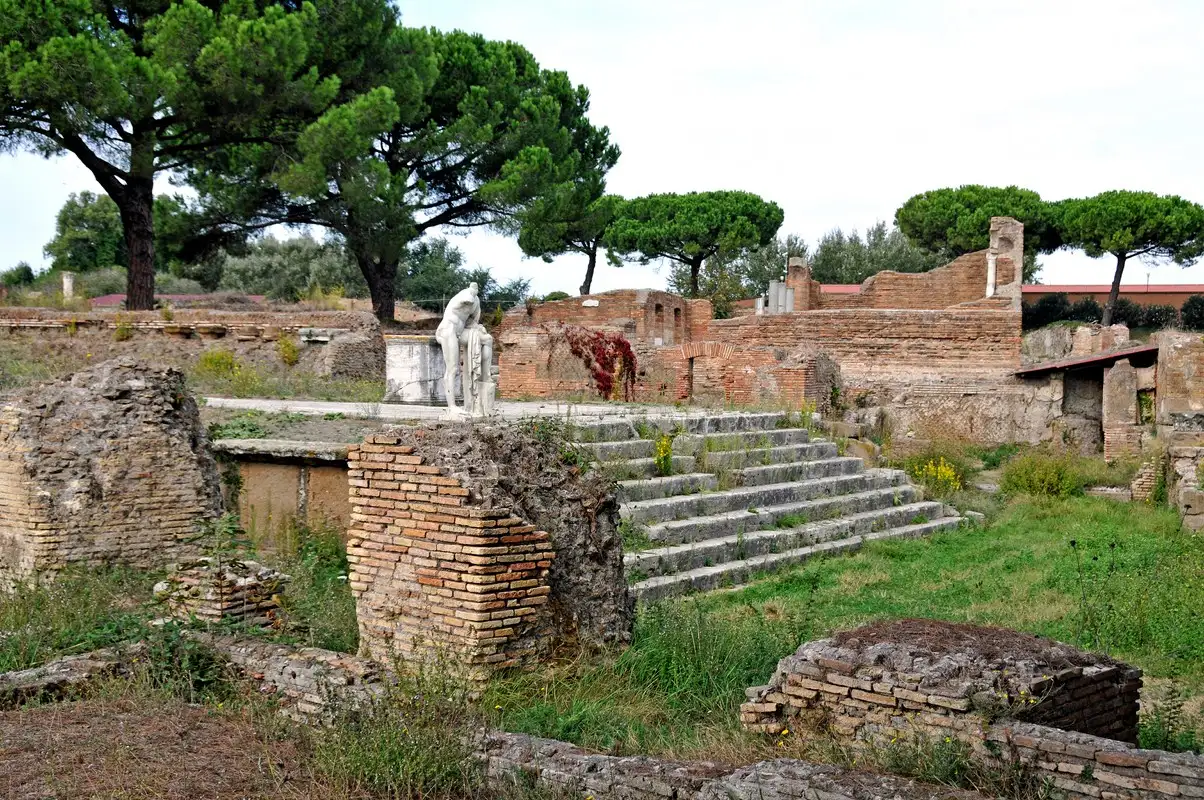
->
[
  {"left": 742, "top": 620, "right": 1140, "bottom": 743},
  {"left": 0, "top": 309, "right": 385, "bottom": 382},
  {"left": 346, "top": 423, "right": 630, "bottom": 682},
  {"left": 0, "top": 359, "right": 222, "bottom": 587}
]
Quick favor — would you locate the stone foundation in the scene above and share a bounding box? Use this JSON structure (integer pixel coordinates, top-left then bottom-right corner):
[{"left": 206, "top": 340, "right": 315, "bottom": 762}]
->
[
  {"left": 0, "top": 359, "right": 222, "bottom": 588},
  {"left": 741, "top": 620, "right": 1141, "bottom": 743}
]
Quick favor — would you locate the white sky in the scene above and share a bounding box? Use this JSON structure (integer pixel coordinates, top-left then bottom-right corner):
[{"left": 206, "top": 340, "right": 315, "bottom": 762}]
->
[{"left": 4, "top": 0, "right": 1204, "bottom": 295}]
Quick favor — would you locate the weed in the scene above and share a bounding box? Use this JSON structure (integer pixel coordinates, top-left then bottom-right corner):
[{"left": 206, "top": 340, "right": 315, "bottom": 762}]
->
[
  {"left": 276, "top": 334, "right": 301, "bottom": 366},
  {"left": 1001, "top": 452, "right": 1084, "bottom": 498},
  {"left": 909, "top": 514, "right": 929, "bottom": 525},
  {"left": 653, "top": 432, "right": 675, "bottom": 477},
  {"left": 113, "top": 312, "right": 134, "bottom": 342},
  {"left": 909, "top": 457, "right": 963, "bottom": 498},
  {"left": 775, "top": 513, "right": 809, "bottom": 529},
  {"left": 618, "top": 518, "right": 654, "bottom": 551},
  {"left": 159, "top": 303, "right": 174, "bottom": 322},
  {"left": 1139, "top": 684, "right": 1203, "bottom": 753},
  {"left": 140, "top": 622, "right": 237, "bottom": 704},
  {"left": 273, "top": 519, "right": 359, "bottom": 653},
  {"left": 323, "top": 412, "right": 346, "bottom": 420},
  {"left": 207, "top": 411, "right": 269, "bottom": 440},
  {"left": 0, "top": 567, "right": 156, "bottom": 673}
]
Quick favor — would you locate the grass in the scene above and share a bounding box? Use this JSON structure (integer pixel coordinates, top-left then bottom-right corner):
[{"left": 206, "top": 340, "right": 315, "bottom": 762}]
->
[
  {"left": 0, "top": 567, "right": 158, "bottom": 673},
  {"left": 484, "top": 495, "right": 1204, "bottom": 758}
]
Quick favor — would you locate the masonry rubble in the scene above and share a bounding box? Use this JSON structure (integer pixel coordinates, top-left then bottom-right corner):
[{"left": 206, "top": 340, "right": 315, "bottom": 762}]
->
[
  {"left": 742, "top": 619, "right": 1141, "bottom": 743},
  {"left": 153, "top": 557, "right": 290, "bottom": 627},
  {"left": 0, "top": 359, "right": 222, "bottom": 588},
  {"left": 740, "top": 620, "right": 1204, "bottom": 800}
]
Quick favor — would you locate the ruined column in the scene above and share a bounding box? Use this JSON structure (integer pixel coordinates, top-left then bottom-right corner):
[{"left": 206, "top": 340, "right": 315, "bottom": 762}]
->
[{"left": 989, "top": 216, "right": 1025, "bottom": 309}]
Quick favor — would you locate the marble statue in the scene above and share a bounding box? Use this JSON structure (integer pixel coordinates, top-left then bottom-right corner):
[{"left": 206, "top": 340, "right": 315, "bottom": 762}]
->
[{"left": 435, "top": 282, "right": 495, "bottom": 418}]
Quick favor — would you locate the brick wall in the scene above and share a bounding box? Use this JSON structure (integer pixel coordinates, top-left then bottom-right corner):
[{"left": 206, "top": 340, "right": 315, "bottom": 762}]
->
[
  {"left": 816, "top": 252, "right": 1017, "bottom": 310},
  {"left": 738, "top": 624, "right": 1204, "bottom": 800},
  {"left": 0, "top": 360, "right": 222, "bottom": 588},
  {"left": 0, "top": 308, "right": 384, "bottom": 381},
  {"left": 742, "top": 624, "right": 1140, "bottom": 744},
  {"left": 346, "top": 434, "right": 557, "bottom": 682}
]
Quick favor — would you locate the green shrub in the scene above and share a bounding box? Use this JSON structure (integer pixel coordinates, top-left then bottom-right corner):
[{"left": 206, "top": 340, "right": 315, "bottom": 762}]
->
[
  {"left": 1139, "top": 685, "right": 1202, "bottom": 754},
  {"left": 1021, "top": 293, "right": 1070, "bottom": 329},
  {"left": 207, "top": 411, "right": 269, "bottom": 440},
  {"left": 276, "top": 334, "right": 301, "bottom": 367},
  {"left": 1068, "top": 297, "right": 1102, "bottom": 323},
  {"left": 1000, "top": 452, "right": 1084, "bottom": 497},
  {"left": 113, "top": 312, "right": 134, "bottom": 342},
  {"left": 192, "top": 349, "right": 264, "bottom": 396},
  {"left": 1183, "top": 295, "right": 1204, "bottom": 332},
  {"left": 1142, "top": 304, "right": 1179, "bottom": 330},
  {"left": 195, "top": 349, "right": 241, "bottom": 380},
  {"left": 971, "top": 442, "right": 1022, "bottom": 470},
  {"left": 541, "top": 291, "right": 571, "bottom": 302},
  {"left": 900, "top": 447, "right": 972, "bottom": 499},
  {"left": 1110, "top": 298, "right": 1145, "bottom": 328}
]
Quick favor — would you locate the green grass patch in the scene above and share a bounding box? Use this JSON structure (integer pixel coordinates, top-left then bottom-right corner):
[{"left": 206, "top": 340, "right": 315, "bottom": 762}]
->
[
  {"left": 273, "top": 520, "right": 359, "bottom": 653},
  {"left": 0, "top": 567, "right": 158, "bottom": 673},
  {"left": 486, "top": 496, "right": 1204, "bottom": 756}
]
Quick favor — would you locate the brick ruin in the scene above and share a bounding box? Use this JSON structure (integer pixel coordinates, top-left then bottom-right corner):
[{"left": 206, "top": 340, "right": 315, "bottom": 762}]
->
[
  {"left": 0, "top": 308, "right": 385, "bottom": 381},
  {"left": 739, "top": 620, "right": 1204, "bottom": 800},
  {"left": 0, "top": 359, "right": 222, "bottom": 588},
  {"left": 346, "top": 423, "right": 630, "bottom": 683},
  {"left": 497, "top": 217, "right": 1064, "bottom": 443},
  {"left": 742, "top": 619, "right": 1141, "bottom": 743}
]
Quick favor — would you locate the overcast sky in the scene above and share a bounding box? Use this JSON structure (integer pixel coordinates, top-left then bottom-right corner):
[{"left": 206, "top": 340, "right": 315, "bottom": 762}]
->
[{"left": 3, "top": 0, "right": 1204, "bottom": 295}]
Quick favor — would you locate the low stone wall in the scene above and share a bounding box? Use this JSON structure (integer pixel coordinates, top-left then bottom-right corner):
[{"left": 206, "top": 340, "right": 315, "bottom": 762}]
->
[
  {"left": 211, "top": 439, "right": 351, "bottom": 551},
  {"left": 0, "top": 308, "right": 385, "bottom": 381},
  {"left": 0, "top": 360, "right": 222, "bottom": 588},
  {"left": 739, "top": 622, "right": 1204, "bottom": 800},
  {"left": 1169, "top": 445, "right": 1204, "bottom": 531},
  {"left": 742, "top": 620, "right": 1140, "bottom": 744}
]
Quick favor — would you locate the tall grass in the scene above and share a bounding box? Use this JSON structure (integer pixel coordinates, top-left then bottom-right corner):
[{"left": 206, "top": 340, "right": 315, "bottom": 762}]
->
[
  {"left": 0, "top": 568, "right": 157, "bottom": 672},
  {"left": 484, "top": 597, "right": 813, "bottom": 753},
  {"left": 273, "top": 520, "right": 359, "bottom": 653}
]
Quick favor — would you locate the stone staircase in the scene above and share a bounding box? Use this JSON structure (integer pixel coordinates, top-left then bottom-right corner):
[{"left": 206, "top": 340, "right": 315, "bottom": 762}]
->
[{"left": 570, "top": 412, "right": 963, "bottom": 603}]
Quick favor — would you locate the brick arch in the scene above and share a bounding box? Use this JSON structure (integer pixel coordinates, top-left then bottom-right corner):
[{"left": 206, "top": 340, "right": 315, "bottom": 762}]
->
[{"left": 679, "top": 341, "right": 736, "bottom": 360}]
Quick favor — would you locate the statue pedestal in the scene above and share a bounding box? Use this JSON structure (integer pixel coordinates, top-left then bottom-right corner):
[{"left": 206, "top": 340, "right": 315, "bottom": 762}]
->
[{"left": 384, "top": 335, "right": 460, "bottom": 404}]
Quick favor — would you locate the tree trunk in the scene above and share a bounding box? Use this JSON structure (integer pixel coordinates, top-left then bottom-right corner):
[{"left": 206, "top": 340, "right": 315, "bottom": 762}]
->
[
  {"left": 579, "top": 246, "right": 598, "bottom": 296},
  {"left": 1101, "top": 251, "right": 1128, "bottom": 326},
  {"left": 690, "top": 259, "right": 702, "bottom": 296},
  {"left": 360, "top": 256, "right": 398, "bottom": 324},
  {"left": 118, "top": 177, "right": 156, "bottom": 311}
]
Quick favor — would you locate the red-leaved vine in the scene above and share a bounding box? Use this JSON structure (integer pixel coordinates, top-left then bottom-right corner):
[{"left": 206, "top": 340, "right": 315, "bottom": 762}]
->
[{"left": 544, "top": 324, "right": 638, "bottom": 401}]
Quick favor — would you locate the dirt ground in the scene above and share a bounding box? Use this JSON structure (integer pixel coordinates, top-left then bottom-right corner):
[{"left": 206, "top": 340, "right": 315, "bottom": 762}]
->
[{"left": 0, "top": 698, "right": 327, "bottom": 800}]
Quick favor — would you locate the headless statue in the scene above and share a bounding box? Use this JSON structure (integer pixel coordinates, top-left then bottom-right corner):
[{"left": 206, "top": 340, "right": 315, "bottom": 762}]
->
[{"left": 435, "top": 282, "right": 495, "bottom": 418}]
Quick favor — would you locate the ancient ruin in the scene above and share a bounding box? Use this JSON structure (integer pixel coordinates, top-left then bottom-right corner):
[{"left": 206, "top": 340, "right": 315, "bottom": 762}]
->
[
  {"left": 740, "top": 620, "right": 1204, "bottom": 800},
  {"left": 0, "top": 359, "right": 222, "bottom": 587}
]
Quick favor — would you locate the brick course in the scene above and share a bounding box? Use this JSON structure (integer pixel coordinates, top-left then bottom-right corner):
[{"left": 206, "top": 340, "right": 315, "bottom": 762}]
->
[
  {"left": 346, "top": 435, "right": 558, "bottom": 683},
  {"left": 0, "top": 359, "right": 222, "bottom": 588}
]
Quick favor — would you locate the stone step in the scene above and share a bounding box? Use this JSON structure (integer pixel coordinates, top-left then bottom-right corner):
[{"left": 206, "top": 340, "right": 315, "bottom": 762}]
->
[
  {"left": 599, "top": 456, "right": 696, "bottom": 481},
  {"left": 673, "top": 427, "right": 812, "bottom": 456},
  {"left": 700, "top": 442, "right": 839, "bottom": 470},
  {"left": 616, "top": 473, "right": 719, "bottom": 503},
  {"left": 642, "top": 478, "right": 918, "bottom": 546},
  {"left": 583, "top": 426, "right": 815, "bottom": 463},
  {"left": 631, "top": 517, "right": 964, "bottom": 602},
  {"left": 585, "top": 438, "right": 656, "bottom": 461},
  {"left": 625, "top": 501, "right": 947, "bottom": 579},
  {"left": 570, "top": 411, "right": 793, "bottom": 443},
  {"left": 733, "top": 456, "right": 865, "bottom": 487},
  {"left": 622, "top": 470, "right": 911, "bottom": 527}
]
